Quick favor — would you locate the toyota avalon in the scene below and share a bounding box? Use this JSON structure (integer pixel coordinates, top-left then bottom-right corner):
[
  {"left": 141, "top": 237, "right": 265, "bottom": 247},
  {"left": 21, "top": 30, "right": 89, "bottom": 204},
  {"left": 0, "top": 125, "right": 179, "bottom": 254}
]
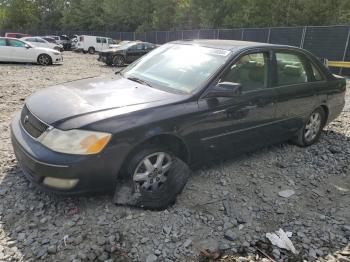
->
[{"left": 11, "top": 40, "right": 346, "bottom": 209}]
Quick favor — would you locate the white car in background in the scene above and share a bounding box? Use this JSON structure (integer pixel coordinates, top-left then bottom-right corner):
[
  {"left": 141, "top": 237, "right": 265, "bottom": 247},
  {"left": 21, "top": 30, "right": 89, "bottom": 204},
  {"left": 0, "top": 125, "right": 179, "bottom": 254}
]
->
[
  {"left": 21, "top": 37, "right": 62, "bottom": 52},
  {"left": 0, "top": 37, "right": 63, "bottom": 66},
  {"left": 75, "top": 35, "right": 116, "bottom": 54}
]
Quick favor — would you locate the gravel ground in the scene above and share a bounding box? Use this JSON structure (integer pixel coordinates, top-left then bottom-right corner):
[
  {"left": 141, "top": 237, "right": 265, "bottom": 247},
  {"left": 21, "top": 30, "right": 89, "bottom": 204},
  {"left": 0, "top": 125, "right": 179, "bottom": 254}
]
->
[{"left": 0, "top": 52, "right": 349, "bottom": 262}]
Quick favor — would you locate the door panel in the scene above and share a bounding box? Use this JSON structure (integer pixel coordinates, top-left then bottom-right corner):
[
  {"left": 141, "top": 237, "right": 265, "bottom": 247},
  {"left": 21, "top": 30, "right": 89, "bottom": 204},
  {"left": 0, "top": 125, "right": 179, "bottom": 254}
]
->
[
  {"left": 7, "top": 39, "right": 33, "bottom": 62},
  {"left": 0, "top": 46, "right": 12, "bottom": 61},
  {"left": 127, "top": 43, "right": 145, "bottom": 63},
  {"left": 0, "top": 39, "right": 9, "bottom": 61},
  {"left": 273, "top": 51, "right": 320, "bottom": 137},
  {"left": 194, "top": 51, "right": 281, "bottom": 157},
  {"left": 197, "top": 88, "right": 278, "bottom": 154}
]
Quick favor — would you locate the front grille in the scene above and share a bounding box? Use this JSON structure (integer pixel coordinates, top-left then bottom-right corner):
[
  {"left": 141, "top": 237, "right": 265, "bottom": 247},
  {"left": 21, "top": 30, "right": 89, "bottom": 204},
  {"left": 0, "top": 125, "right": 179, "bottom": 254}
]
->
[{"left": 20, "top": 105, "right": 49, "bottom": 138}]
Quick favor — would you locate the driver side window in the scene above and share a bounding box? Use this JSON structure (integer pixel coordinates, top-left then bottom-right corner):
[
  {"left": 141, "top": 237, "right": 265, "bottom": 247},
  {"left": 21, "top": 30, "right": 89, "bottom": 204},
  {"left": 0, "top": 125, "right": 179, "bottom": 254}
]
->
[
  {"left": 220, "top": 52, "right": 268, "bottom": 92},
  {"left": 8, "top": 39, "right": 26, "bottom": 48}
]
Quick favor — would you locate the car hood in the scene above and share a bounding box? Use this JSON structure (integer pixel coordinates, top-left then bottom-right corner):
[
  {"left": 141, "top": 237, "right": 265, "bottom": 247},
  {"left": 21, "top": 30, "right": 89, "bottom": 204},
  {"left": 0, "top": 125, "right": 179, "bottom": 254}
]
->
[
  {"left": 26, "top": 75, "right": 188, "bottom": 126},
  {"left": 33, "top": 46, "right": 57, "bottom": 53},
  {"left": 108, "top": 44, "right": 121, "bottom": 48},
  {"left": 102, "top": 46, "right": 126, "bottom": 53}
]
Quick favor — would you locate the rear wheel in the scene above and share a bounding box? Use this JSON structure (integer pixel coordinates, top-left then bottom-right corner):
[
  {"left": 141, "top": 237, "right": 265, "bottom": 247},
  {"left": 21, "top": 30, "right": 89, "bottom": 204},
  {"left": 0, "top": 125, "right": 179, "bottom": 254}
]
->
[
  {"left": 113, "top": 55, "right": 125, "bottom": 67},
  {"left": 88, "top": 47, "right": 95, "bottom": 54},
  {"left": 292, "top": 107, "right": 326, "bottom": 147},
  {"left": 37, "top": 54, "right": 52, "bottom": 66},
  {"left": 116, "top": 145, "right": 190, "bottom": 209}
]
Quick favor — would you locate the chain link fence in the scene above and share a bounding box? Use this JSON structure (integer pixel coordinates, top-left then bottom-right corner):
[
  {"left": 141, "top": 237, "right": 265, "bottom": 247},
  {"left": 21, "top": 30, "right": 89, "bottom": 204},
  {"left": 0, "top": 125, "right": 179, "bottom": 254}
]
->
[{"left": 2, "top": 25, "right": 350, "bottom": 74}]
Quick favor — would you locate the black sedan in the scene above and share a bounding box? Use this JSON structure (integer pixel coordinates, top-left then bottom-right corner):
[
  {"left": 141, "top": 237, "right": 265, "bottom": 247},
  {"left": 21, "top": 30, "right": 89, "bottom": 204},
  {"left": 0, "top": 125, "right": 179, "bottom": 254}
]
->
[
  {"left": 98, "top": 41, "right": 157, "bottom": 66},
  {"left": 11, "top": 40, "right": 346, "bottom": 209}
]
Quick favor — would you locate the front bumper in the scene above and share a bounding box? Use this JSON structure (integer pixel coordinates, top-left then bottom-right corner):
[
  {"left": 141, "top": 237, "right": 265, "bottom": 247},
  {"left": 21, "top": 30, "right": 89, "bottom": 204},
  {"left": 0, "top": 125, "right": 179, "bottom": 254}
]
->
[
  {"left": 98, "top": 54, "right": 112, "bottom": 65},
  {"left": 11, "top": 113, "right": 123, "bottom": 195},
  {"left": 52, "top": 54, "right": 63, "bottom": 64}
]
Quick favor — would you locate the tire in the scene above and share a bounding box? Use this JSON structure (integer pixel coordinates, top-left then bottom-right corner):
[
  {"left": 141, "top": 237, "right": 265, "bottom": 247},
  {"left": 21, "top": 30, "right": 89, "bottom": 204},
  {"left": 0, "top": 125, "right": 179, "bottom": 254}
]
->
[
  {"left": 37, "top": 54, "right": 52, "bottom": 66},
  {"left": 292, "top": 107, "right": 326, "bottom": 147},
  {"left": 88, "top": 47, "right": 95, "bottom": 54},
  {"left": 113, "top": 55, "right": 125, "bottom": 67},
  {"left": 118, "top": 145, "right": 190, "bottom": 210}
]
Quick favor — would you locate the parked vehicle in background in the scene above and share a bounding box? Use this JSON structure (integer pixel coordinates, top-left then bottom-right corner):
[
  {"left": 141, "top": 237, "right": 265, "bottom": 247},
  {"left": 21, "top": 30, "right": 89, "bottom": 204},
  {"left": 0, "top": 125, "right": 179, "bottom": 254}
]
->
[
  {"left": 41, "top": 37, "right": 64, "bottom": 51},
  {"left": 21, "top": 37, "right": 63, "bottom": 52},
  {"left": 98, "top": 41, "right": 157, "bottom": 66},
  {"left": 5, "top": 32, "right": 31, "bottom": 38},
  {"left": 45, "top": 35, "right": 71, "bottom": 50},
  {"left": 75, "top": 35, "right": 115, "bottom": 54},
  {"left": 0, "top": 37, "right": 63, "bottom": 65},
  {"left": 70, "top": 35, "right": 79, "bottom": 50},
  {"left": 11, "top": 40, "right": 346, "bottom": 209}
]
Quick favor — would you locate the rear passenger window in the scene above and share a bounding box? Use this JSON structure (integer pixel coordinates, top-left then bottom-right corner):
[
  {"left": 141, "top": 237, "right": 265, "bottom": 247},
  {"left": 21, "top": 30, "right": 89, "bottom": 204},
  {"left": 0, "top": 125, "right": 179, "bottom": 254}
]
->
[
  {"left": 101, "top": 38, "right": 107, "bottom": 43},
  {"left": 276, "top": 52, "right": 307, "bottom": 86},
  {"left": 0, "top": 39, "right": 6, "bottom": 46},
  {"left": 220, "top": 52, "right": 268, "bottom": 92},
  {"left": 96, "top": 37, "right": 101, "bottom": 43},
  {"left": 311, "top": 63, "right": 324, "bottom": 81}
]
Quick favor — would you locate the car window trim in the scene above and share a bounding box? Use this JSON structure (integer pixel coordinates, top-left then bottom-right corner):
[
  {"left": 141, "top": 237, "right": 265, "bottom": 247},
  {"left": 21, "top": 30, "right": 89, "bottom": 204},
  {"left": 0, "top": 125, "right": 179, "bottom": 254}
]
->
[{"left": 308, "top": 60, "right": 326, "bottom": 82}]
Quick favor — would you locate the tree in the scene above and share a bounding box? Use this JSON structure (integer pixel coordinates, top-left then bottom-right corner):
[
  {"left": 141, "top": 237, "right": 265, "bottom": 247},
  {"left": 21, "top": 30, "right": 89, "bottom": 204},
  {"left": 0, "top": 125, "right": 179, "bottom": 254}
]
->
[
  {"left": 1, "top": 0, "right": 350, "bottom": 32},
  {"left": 2, "top": 0, "right": 40, "bottom": 30}
]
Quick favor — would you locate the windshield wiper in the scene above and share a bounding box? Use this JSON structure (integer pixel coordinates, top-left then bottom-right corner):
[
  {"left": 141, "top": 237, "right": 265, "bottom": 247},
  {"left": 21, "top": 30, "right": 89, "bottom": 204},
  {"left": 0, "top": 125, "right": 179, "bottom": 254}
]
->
[
  {"left": 115, "top": 69, "right": 124, "bottom": 76},
  {"left": 127, "top": 76, "right": 152, "bottom": 87}
]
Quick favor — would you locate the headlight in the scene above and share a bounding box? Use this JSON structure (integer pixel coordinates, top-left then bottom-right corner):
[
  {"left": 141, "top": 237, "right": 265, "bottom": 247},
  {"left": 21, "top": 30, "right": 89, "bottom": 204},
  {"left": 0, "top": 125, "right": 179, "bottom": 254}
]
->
[
  {"left": 52, "top": 51, "right": 60, "bottom": 55},
  {"left": 39, "top": 128, "right": 111, "bottom": 155}
]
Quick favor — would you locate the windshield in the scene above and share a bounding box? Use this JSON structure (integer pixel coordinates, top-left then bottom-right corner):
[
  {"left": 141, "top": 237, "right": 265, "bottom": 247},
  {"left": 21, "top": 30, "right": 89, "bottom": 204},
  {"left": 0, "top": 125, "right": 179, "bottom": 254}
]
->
[
  {"left": 120, "top": 42, "right": 137, "bottom": 49},
  {"left": 119, "top": 41, "right": 130, "bottom": 45},
  {"left": 122, "top": 43, "right": 231, "bottom": 94}
]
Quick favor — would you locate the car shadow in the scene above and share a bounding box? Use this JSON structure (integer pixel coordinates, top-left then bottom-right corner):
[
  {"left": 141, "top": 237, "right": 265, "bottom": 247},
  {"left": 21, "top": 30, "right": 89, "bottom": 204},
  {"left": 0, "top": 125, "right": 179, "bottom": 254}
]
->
[
  {"left": 0, "top": 62, "right": 63, "bottom": 67},
  {"left": 0, "top": 129, "right": 349, "bottom": 261}
]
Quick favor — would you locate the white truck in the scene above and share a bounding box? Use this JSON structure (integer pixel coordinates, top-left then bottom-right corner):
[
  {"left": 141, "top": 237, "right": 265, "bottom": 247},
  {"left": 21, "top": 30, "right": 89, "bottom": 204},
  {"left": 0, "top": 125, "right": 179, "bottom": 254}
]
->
[{"left": 75, "top": 35, "right": 116, "bottom": 54}]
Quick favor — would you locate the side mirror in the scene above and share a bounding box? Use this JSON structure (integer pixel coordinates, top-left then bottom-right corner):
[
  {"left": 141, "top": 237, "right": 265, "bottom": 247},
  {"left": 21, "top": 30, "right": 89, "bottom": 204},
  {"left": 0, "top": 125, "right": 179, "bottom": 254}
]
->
[
  {"left": 205, "top": 82, "right": 242, "bottom": 98},
  {"left": 24, "top": 44, "right": 31, "bottom": 49}
]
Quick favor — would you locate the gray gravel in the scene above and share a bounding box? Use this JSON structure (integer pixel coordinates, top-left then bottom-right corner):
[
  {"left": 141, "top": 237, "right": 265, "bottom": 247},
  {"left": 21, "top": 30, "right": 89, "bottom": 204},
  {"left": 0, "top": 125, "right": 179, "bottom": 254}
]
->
[{"left": 0, "top": 52, "right": 349, "bottom": 261}]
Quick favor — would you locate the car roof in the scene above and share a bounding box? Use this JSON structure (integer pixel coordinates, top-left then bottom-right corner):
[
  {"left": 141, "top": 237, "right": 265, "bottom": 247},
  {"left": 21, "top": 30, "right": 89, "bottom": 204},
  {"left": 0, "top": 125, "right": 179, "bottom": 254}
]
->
[
  {"left": 171, "top": 39, "right": 294, "bottom": 52},
  {"left": 0, "top": 37, "right": 25, "bottom": 40}
]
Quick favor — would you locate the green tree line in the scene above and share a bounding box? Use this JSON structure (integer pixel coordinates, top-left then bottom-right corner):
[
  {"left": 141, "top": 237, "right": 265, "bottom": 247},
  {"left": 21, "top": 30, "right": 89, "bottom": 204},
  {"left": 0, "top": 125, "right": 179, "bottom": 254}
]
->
[{"left": 0, "top": 0, "right": 350, "bottom": 32}]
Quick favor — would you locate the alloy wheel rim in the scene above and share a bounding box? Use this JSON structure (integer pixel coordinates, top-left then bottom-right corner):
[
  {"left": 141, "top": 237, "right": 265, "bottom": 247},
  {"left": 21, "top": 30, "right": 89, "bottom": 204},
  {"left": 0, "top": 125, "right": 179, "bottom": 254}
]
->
[
  {"left": 115, "top": 57, "right": 123, "bottom": 66},
  {"left": 133, "top": 152, "right": 172, "bottom": 191},
  {"left": 39, "top": 55, "right": 49, "bottom": 65},
  {"left": 304, "top": 112, "right": 321, "bottom": 142}
]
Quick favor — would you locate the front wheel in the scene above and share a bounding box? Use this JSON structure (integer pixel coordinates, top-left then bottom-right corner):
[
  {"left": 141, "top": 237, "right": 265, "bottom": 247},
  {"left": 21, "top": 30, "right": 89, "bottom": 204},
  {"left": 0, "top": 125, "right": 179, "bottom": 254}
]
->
[
  {"left": 88, "top": 47, "right": 95, "bottom": 54},
  {"left": 37, "top": 54, "right": 52, "bottom": 66},
  {"left": 113, "top": 55, "right": 125, "bottom": 67},
  {"left": 292, "top": 107, "right": 326, "bottom": 147},
  {"left": 117, "top": 145, "right": 190, "bottom": 209}
]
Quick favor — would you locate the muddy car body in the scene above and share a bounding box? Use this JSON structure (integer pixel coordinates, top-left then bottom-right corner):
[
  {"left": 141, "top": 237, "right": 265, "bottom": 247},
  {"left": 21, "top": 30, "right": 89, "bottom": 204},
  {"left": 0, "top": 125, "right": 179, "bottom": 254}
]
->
[{"left": 11, "top": 40, "right": 346, "bottom": 209}]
